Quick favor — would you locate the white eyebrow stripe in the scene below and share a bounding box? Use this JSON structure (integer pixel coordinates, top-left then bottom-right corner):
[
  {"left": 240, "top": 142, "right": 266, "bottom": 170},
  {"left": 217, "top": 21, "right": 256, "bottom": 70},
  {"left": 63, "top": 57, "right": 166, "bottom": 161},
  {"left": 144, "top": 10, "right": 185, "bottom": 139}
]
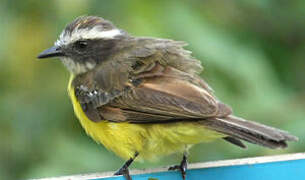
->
[
  {"left": 78, "top": 28, "right": 122, "bottom": 39},
  {"left": 55, "top": 28, "right": 122, "bottom": 46}
]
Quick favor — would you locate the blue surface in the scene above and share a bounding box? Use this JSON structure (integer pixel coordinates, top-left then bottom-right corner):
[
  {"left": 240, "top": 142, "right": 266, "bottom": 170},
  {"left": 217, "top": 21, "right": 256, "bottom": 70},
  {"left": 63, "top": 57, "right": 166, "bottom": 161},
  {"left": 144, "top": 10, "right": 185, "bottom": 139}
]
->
[{"left": 92, "top": 159, "right": 305, "bottom": 180}]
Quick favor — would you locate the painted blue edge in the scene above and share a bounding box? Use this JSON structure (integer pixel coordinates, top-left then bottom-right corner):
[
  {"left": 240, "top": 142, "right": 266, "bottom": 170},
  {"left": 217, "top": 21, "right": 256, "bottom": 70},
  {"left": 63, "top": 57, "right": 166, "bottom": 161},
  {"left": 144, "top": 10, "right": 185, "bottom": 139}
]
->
[{"left": 91, "top": 159, "right": 305, "bottom": 180}]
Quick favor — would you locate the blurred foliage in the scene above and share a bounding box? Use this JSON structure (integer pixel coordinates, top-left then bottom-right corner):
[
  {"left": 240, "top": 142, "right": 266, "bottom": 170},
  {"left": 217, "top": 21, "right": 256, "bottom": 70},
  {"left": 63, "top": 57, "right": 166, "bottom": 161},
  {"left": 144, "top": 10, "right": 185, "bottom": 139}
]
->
[{"left": 0, "top": 0, "right": 304, "bottom": 179}]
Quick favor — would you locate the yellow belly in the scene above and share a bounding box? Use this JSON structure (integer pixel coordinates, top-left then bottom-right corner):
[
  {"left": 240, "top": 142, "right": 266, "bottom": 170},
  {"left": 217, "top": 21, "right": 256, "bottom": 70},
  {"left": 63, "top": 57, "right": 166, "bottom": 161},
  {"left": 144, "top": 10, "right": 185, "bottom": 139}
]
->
[{"left": 67, "top": 75, "right": 225, "bottom": 161}]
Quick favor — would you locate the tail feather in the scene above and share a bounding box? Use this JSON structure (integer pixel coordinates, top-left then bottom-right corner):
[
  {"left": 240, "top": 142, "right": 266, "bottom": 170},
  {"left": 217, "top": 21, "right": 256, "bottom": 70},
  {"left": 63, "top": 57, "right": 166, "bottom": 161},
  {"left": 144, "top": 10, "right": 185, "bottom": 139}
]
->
[{"left": 202, "top": 115, "right": 298, "bottom": 149}]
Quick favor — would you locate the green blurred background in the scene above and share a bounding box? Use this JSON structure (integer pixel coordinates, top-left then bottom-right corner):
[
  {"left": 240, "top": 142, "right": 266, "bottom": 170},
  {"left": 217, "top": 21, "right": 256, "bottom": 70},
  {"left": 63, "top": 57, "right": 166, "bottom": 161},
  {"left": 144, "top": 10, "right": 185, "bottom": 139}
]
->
[{"left": 1, "top": 0, "right": 304, "bottom": 179}]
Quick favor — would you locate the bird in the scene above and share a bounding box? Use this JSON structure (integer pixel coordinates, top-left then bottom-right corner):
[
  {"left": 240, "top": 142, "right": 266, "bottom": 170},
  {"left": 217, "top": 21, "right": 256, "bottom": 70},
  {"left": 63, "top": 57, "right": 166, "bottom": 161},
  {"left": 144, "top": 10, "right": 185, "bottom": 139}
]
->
[{"left": 37, "top": 16, "right": 298, "bottom": 180}]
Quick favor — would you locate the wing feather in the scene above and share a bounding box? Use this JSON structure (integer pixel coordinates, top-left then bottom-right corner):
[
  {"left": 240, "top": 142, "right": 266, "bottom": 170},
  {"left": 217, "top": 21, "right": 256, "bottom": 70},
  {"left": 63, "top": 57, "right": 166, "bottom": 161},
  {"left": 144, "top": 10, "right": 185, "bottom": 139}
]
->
[{"left": 108, "top": 64, "right": 231, "bottom": 122}]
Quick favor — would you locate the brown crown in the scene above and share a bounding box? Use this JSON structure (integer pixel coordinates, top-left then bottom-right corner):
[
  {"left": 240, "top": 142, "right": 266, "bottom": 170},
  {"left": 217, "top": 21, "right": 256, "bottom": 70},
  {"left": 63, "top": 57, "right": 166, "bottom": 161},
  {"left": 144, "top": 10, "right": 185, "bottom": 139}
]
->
[{"left": 63, "top": 16, "right": 116, "bottom": 36}]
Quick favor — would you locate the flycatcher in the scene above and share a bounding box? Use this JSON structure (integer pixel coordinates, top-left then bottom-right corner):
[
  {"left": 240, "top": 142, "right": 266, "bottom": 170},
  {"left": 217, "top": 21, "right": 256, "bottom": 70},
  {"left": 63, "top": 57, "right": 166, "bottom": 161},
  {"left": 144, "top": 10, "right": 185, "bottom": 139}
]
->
[{"left": 38, "top": 16, "right": 298, "bottom": 180}]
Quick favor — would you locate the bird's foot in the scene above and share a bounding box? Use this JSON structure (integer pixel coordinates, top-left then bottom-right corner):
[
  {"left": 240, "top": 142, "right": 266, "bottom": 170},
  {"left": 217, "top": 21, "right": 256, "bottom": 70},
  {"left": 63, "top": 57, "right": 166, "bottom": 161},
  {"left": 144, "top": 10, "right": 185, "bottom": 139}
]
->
[
  {"left": 168, "top": 154, "right": 188, "bottom": 180},
  {"left": 114, "top": 152, "right": 138, "bottom": 180},
  {"left": 114, "top": 166, "right": 132, "bottom": 180}
]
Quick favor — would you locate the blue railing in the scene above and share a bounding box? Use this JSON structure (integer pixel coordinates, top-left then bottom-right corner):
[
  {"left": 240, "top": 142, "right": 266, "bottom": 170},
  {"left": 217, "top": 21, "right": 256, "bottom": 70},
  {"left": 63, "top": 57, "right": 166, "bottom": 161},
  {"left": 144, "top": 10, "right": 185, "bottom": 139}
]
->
[{"left": 35, "top": 153, "right": 305, "bottom": 180}]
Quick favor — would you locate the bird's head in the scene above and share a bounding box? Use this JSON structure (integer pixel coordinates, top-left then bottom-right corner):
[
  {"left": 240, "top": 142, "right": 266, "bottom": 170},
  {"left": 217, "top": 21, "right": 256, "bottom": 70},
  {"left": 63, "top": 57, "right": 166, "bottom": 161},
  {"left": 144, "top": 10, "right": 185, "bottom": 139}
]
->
[{"left": 38, "top": 16, "right": 127, "bottom": 75}]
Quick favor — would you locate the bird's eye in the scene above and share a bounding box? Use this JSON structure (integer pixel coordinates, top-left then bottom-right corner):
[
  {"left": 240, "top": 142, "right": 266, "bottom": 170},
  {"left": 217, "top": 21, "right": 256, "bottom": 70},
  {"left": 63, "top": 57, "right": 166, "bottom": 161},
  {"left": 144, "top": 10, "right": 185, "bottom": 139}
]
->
[{"left": 74, "top": 40, "right": 88, "bottom": 51}]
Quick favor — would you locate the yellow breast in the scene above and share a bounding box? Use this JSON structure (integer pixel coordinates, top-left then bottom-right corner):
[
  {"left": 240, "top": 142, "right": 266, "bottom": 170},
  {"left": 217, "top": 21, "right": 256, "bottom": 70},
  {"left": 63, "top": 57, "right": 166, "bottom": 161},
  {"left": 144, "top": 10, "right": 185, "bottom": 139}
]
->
[{"left": 67, "top": 75, "right": 225, "bottom": 161}]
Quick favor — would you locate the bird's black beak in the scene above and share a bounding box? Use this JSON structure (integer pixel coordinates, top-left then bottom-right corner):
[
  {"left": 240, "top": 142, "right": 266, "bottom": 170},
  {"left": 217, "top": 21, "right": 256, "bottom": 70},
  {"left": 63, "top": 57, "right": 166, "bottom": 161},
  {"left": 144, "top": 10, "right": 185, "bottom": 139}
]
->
[{"left": 37, "top": 46, "right": 64, "bottom": 59}]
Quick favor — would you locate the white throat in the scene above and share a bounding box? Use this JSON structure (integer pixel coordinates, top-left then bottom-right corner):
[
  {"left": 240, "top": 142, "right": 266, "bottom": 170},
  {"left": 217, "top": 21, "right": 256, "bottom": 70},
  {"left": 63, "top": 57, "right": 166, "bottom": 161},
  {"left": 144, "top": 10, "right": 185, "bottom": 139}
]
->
[{"left": 60, "top": 57, "right": 96, "bottom": 75}]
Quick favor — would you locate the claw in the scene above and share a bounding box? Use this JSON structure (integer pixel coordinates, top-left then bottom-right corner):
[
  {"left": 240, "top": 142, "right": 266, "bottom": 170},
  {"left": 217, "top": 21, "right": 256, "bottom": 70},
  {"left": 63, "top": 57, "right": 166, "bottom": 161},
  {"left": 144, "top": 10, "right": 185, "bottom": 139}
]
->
[
  {"left": 168, "top": 153, "right": 188, "bottom": 180},
  {"left": 114, "top": 152, "right": 138, "bottom": 180},
  {"left": 114, "top": 167, "right": 132, "bottom": 180},
  {"left": 168, "top": 165, "right": 180, "bottom": 171}
]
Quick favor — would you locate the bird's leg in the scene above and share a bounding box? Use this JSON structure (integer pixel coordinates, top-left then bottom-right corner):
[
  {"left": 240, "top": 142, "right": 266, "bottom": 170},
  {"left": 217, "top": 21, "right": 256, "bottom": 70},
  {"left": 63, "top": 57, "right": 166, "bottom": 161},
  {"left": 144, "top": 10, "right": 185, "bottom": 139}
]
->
[
  {"left": 168, "top": 152, "right": 188, "bottom": 180},
  {"left": 114, "top": 152, "right": 139, "bottom": 180}
]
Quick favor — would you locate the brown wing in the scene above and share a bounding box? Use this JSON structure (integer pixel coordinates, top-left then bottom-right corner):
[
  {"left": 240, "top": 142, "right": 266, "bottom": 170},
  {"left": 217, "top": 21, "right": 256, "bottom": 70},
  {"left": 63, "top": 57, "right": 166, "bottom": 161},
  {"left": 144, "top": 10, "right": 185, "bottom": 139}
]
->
[{"left": 98, "top": 63, "right": 232, "bottom": 123}]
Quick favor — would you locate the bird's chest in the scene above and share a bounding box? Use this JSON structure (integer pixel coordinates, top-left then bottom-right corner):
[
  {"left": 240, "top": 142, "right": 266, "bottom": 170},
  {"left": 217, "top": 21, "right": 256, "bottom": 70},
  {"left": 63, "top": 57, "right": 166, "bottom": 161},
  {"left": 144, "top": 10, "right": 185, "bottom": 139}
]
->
[{"left": 68, "top": 77, "right": 147, "bottom": 160}]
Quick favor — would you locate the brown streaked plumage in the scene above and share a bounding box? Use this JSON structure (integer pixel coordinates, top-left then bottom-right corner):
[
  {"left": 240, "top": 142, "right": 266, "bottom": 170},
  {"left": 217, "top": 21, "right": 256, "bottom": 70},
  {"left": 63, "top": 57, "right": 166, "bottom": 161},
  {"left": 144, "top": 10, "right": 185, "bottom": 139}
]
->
[{"left": 38, "top": 16, "right": 298, "bottom": 180}]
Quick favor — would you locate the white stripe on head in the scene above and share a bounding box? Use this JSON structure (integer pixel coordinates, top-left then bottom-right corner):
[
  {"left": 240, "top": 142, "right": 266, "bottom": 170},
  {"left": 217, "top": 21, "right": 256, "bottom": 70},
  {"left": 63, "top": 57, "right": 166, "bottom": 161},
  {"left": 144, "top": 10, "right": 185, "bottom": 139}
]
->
[{"left": 55, "top": 27, "right": 122, "bottom": 47}]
